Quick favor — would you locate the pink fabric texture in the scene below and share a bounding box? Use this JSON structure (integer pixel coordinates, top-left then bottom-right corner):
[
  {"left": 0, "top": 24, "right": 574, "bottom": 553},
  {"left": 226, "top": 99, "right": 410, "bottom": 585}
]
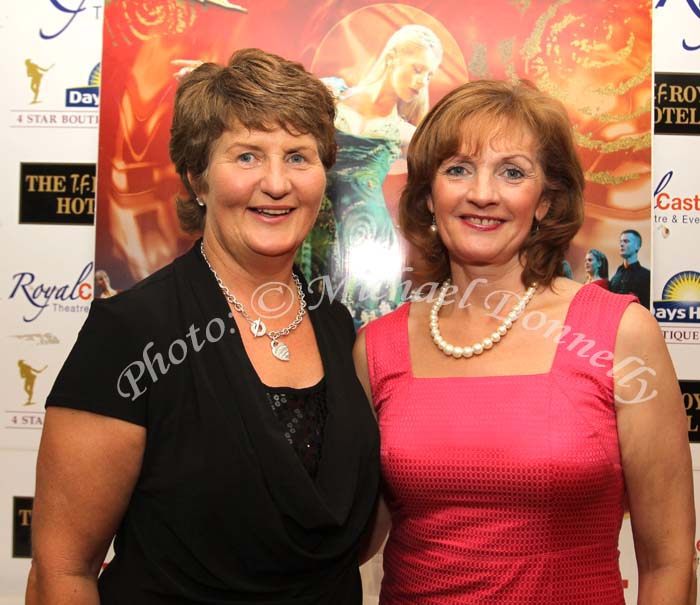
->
[{"left": 365, "top": 284, "right": 637, "bottom": 604}]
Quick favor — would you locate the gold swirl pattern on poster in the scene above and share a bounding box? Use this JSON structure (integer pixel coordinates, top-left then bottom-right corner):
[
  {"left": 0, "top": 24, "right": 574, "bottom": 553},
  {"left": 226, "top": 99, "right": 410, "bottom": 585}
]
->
[
  {"left": 469, "top": 44, "right": 489, "bottom": 79},
  {"left": 498, "top": 39, "right": 517, "bottom": 82},
  {"left": 574, "top": 131, "right": 651, "bottom": 154},
  {"left": 592, "top": 58, "right": 651, "bottom": 96},
  {"left": 519, "top": 0, "right": 652, "bottom": 217}
]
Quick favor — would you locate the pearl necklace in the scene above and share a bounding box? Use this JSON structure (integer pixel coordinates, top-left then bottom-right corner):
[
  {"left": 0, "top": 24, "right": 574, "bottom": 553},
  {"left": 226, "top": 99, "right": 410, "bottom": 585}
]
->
[{"left": 430, "top": 279, "right": 538, "bottom": 358}]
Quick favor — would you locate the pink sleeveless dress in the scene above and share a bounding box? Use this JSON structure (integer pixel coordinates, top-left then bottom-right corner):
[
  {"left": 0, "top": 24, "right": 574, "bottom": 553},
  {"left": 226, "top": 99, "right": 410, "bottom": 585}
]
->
[{"left": 364, "top": 284, "right": 636, "bottom": 604}]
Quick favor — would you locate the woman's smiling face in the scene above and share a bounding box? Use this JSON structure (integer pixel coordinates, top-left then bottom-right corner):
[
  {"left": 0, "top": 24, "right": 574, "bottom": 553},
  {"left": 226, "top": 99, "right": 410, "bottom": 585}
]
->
[
  {"left": 196, "top": 125, "right": 326, "bottom": 265},
  {"left": 428, "top": 123, "right": 550, "bottom": 272}
]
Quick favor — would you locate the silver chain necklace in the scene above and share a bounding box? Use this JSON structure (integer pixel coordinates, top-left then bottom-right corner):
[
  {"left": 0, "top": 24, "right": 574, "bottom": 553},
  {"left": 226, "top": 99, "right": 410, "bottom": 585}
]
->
[{"left": 200, "top": 242, "right": 306, "bottom": 362}]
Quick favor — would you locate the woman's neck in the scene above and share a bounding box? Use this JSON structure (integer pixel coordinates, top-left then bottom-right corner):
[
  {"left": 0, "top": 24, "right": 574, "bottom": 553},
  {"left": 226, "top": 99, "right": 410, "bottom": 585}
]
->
[
  {"left": 201, "top": 236, "right": 296, "bottom": 298},
  {"left": 440, "top": 260, "right": 531, "bottom": 319}
]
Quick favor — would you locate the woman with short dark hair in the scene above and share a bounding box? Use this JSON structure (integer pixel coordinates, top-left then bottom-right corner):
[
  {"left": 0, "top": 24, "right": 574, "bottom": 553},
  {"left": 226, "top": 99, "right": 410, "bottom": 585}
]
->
[{"left": 27, "top": 48, "right": 379, "bottom": 605}]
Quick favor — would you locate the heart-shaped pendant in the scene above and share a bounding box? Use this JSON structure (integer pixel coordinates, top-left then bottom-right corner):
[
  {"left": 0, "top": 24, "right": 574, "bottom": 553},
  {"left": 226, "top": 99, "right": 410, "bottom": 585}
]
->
[{"left": 271, "top": 340, "right": 290, "bottom": 361}]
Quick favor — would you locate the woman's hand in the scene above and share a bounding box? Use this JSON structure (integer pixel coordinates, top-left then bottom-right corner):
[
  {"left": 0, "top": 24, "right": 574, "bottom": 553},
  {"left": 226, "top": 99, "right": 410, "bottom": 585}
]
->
[
  {"left": 614, "top": 303, "right": 696, "bottom": 604},
  {"left": 26, "top": 408, "right": 145, "bottom": 605}
]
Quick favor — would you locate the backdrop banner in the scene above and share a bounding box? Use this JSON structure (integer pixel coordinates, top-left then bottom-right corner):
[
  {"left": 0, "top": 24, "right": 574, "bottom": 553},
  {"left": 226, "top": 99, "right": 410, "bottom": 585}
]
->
[{"left": 95, "top": 0, "right": 652, "bottom": 328}]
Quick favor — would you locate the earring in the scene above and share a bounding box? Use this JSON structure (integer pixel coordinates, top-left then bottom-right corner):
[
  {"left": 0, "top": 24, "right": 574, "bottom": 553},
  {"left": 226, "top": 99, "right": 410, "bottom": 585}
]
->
[
  {"left": 429, "top": 213, "right": 438, "bottom": 233},
  {"left": 531, "top": 219, "right": 540, "bottom": 234},
  {"left": 196, "top": 197, "right": 205, "bottom": 207}
]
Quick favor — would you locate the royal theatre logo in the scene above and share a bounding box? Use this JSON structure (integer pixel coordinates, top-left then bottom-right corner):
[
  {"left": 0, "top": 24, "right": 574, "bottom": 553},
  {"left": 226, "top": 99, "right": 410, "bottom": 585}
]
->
[
  {"left": 8, "top": 262, "right": 93, "bottom": 322},
  {"left": 654, "top": 271, "right": 700, "bottom": 344}
]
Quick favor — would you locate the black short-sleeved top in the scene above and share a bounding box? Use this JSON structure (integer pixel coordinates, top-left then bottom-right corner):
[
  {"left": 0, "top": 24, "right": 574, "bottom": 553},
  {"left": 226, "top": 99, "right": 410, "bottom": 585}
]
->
[{"left": 46, "top": 242, "right": 380, "bottom": 604}]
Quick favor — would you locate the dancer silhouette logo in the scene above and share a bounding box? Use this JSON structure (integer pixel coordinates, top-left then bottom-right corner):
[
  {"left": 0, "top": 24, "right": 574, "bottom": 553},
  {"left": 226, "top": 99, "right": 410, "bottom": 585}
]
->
[
  {"left": 17, "top": 360, "right": 47, "bottom": 406},
  {"left": 25, "top": 58, "right": 53, "bottom": 104}
]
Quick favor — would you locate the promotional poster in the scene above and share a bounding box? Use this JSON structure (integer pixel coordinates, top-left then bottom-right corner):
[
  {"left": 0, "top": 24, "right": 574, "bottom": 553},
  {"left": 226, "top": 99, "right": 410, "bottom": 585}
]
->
[{"left": 95, "top": 0, "right": 653, "bottom": 325}]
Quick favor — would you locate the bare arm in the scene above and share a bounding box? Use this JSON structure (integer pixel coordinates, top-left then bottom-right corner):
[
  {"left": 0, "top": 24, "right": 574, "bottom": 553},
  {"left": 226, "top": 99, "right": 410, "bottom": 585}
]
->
[
  {"left": 26, "top": 407, "right": 146, "bottom": 605},
  {"left": 353, "top": 329, "right": 391, "bottom": 564},
  {"left": 614, "top": 303, "right": 696, "bottom": 604}
]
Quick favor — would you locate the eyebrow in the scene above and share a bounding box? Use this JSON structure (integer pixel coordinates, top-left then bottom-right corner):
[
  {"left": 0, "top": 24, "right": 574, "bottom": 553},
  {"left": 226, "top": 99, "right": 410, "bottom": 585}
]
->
[
  {"left": 223, "top": 142, "right": 317, "bottom": 154},
  {"left": 449, "top": 152, "right": 537, "bottom": 165},
  {"left": 501, "top": 154, "right": 535, "bottom": 165}
]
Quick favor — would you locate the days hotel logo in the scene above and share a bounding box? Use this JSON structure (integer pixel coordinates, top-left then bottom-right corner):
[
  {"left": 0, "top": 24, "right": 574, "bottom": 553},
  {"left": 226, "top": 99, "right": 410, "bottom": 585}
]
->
[
  {"left": 65, "top": 63, "right": 100, "bottom": 108},
  {"left": 653, "top": 271, "right": 700, "bottom": 323}
]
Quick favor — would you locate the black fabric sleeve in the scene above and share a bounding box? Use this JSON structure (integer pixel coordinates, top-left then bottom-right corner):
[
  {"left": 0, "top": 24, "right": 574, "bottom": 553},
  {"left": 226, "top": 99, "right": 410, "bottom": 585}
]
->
[
  {"left": 46, "top": 297, "right": 149, "bottom": 426},
  {"left": 328, "top": 299, "right": 357, "bottom": 344}
]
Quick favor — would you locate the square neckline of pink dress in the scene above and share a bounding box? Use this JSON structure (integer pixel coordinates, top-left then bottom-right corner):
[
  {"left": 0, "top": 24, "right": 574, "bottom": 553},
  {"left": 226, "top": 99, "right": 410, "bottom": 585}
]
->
[{"left": 404, "top": 282, "right": 590, "bottom": 381}]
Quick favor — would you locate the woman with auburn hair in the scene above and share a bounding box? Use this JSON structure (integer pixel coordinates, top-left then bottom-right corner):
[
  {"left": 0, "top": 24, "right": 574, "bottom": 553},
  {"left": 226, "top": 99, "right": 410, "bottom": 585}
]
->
[
  {"left": 28, "top": 48, "right": 379, "bottom": 604},
  {"left": 355, "top": 80, "right": 695, "bottom": 603}
]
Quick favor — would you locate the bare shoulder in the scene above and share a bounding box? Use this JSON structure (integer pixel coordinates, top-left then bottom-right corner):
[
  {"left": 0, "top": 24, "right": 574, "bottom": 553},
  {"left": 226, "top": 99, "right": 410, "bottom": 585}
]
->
[
  {"left": 614, "top": 301, "right": 676, "bottom": 407},
  {"left": 617, "top": 299, "right": 664, "bottom": 350},
  {"left": 549, "top": 276, "right": 584, "bottom": 300},
  {"left": 527, "top": 277, "right": 583, "bottom": 315}
]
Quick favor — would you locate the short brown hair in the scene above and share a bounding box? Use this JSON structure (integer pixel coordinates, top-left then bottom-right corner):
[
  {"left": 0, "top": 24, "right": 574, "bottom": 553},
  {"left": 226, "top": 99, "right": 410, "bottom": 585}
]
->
[
  {"left": 400, "top": 79, "right": 584, "bottom": 288},
  {"left": 169, "top": 48, "right": 337, "bottom": 234}
]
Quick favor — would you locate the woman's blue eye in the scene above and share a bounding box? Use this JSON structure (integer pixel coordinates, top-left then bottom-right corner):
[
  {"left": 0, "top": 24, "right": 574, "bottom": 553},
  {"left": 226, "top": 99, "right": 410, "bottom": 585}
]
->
[
  {"left": 238, "top": 153, "right": 255, "bottom": 163},
  {"left": 445, "top": 165, "right": 467, "bottom": 176},
  {"left": 288, "top": 153, "right": 306, "bottom": 164},
  {"left": 504, "top": 167, "right": 525, "bottom": 179}
]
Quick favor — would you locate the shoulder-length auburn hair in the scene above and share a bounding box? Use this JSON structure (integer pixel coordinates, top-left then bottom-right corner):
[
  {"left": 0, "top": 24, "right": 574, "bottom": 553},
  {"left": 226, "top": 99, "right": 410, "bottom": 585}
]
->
[{"left": 400, "top": 79, "right": 585, "bottom": 288}]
